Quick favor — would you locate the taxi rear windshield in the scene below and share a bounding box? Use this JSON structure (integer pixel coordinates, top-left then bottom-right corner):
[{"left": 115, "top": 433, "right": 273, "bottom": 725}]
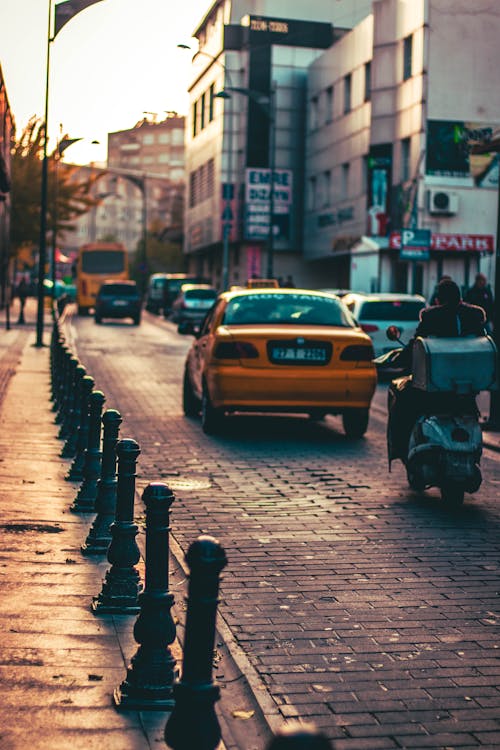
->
[{"left": 223, "top": 293, "right": 355, "bottom": 327}]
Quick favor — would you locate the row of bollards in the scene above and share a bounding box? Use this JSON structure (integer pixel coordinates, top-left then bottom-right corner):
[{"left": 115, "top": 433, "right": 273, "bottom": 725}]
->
[{"left": 49, "top": 312, "right": 332, "bottom": 749}]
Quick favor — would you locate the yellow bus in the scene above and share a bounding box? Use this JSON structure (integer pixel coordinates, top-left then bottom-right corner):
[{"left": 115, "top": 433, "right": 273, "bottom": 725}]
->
[{"left": 76, "top": 242, "right": 128, "bottom": 314}]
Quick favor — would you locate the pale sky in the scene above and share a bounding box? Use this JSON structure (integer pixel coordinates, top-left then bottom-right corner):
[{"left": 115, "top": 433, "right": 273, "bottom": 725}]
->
[{"left": 0, "top": 0, "right": 210, "bottom": 164}]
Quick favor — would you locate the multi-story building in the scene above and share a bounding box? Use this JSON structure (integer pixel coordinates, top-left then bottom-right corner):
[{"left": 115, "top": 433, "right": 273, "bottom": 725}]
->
[
  {"left": 61, "top": 114, "right": 185, "bottom": 262},
  {"left": 0, "top": 64, "right": 14, "bottom": 307},
  {"left": 183, "top": 0, "right": 373, "bottom": 288},
  {"left": 305, "top": 0, "right": 500, "bottom": 297},
  {"left": 184, "top": 0, "right": 499, "bottom": 298}
]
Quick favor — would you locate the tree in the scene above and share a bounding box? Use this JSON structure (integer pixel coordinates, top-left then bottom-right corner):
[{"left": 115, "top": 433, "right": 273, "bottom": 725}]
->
[{"left": 11, "top": 117, "right": 98, "bottom": 260}]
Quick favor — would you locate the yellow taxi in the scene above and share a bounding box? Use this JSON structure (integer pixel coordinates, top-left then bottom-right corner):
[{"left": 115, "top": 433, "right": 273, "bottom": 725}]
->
[{"left": 181, "top": 288, "right": 377, "bottom": 436}]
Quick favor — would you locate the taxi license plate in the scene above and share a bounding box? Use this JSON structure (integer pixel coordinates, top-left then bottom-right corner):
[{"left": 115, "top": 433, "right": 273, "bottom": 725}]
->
[
  {"left": 112, "top": 300, "right": 127, "bottom": 306},
  {"left": 271, "top": 346, "right": 327, "bottom": 363}
]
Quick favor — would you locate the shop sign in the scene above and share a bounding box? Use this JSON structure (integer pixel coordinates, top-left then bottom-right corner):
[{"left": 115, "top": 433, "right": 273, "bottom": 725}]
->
[
  {"left": 244, "top": 168, "right": 293, "bottom": 241},
  {"left": 390, "top": 231, "right": 494, "bottom": 253},
  {"left": 400, "top": 228, "right": 431, "bottom": 261}
]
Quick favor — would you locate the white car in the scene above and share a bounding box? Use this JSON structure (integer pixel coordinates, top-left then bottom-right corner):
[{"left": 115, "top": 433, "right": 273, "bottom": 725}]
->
[{"left": 342, "top": 292, "right": 427, "bottom": 356}]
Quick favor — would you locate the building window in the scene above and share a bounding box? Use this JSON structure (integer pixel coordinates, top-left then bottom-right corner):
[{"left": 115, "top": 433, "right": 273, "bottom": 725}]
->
[
  {"left": 209, "top": 83, "right": 215, "bottom": 122},
  {"left": 143, "top": 133, "right": 154, "bottom": 145},
  {"left": 207, "top": 158, "right": 215, "bottom": 197},
  {"left": 308, "top": 176, "right": 317, "bottom": 211},
  {"left": 403, "top": 34, "right": 413, "bottom": 80},
  {"left": 343, "top": 74, "right": 352, "bottom": 114},
  {"left": 341, "top": 162, "right": 350, "bottom": 198},
  {"left": 310, "top": 96, "right": 319, "bottom": 131},
  {"left": 364, "top": 62, "right": 371, "bottom": 102},
  {"left": 189, "top": 171, "right": 196, "bottom": 207},
  {"left": 401, "top": 137, "right": 411, "bottom": 181},
  {"left": 158, "top": 132, "right": 170, "bottom": 144},
  {"left": 322, "top": 171, "right": 331, "bottom": 207},
  {"left": 200, "top": 92, "right": 206, "bottom": 130},
  {"left": 192, "top": 100, "right": 198, "bottom": 138},
  {"left": 325, "top": 86, "right": 333, "bottom": 123}
]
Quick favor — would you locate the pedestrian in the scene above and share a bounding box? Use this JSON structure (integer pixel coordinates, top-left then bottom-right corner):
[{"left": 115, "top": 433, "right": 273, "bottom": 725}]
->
[
  {"left": 428, "top": 274, "right": 452, "bottom": 306},
  {"left": 465, "top": 273, "right": 494, "bottom": 331},
  {"left": 282, "top": 275, "right": 295, "bottom": 288},
  {"left": 16, "top": 277, "right": 29, "bottom": 325}
]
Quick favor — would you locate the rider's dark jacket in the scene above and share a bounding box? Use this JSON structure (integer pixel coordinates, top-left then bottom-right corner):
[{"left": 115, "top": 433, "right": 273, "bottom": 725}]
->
[{"left": 415, "top": 301, "right": 485, "bottom": 338}]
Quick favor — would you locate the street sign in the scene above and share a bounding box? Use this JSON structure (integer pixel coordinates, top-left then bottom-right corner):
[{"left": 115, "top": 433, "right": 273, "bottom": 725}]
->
[{"left": 400, "top": 228, "right": 431, "bottom": 261}]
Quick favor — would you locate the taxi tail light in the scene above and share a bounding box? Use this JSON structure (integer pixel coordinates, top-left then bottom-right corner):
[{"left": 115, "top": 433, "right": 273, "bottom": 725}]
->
[
  {"left": 82, "top": 279, "right": 88, "bottom": 296},
  {"left": 214, "top": 341, "right": 259, "bottom": 359},
  {"left": 340, "top": 344, "right": 375, "bottom": 361},
  {"left": 361, "top": 323, "right": 379, "bottom": 333}
]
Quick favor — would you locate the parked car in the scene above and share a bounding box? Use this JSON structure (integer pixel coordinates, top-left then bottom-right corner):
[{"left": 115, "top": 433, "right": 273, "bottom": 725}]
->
[
  {"left": 162, "top": 274, "right": 211, "bottom": 318},
  {"left": 342, "top": 292, "right": 426, "bottom": 356},
  {"left": 171, "top": 284, "right": 218, "bottom": 329},
  {"left": 180, "top": 287, "right": 377, "bottom": 436},
  {"left": 145, "top": 273, "right": 169, "bottom": 314},
  {"left": 94, "top": 280, "right": 141, "bottom": 325}
]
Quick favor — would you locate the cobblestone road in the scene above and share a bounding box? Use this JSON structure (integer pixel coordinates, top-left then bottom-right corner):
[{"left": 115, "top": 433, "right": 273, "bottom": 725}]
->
[{"left": 68, "top": 311, "right": 500, "bottom": 750}]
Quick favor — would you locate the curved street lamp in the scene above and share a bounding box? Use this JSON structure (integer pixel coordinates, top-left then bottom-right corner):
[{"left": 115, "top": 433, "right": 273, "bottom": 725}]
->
[{"left": 178, "top": 44, "right": 234, "bottom": 291}]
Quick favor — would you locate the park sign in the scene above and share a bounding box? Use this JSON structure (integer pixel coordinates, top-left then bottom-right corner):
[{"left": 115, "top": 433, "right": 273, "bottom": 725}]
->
[{"left": 399, "top": 228, "right": 431, "bottom": 261}]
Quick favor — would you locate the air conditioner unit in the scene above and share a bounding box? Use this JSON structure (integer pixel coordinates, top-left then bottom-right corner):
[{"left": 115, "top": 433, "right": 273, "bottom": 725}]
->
[{"left": 427, "top": 189, "right": 459, "bottom": 215}]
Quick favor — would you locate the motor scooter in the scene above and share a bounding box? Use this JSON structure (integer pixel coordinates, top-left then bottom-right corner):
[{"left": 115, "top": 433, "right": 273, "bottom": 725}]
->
[{"left": 376, "top": 326, "right": 497, "bottom": 506}]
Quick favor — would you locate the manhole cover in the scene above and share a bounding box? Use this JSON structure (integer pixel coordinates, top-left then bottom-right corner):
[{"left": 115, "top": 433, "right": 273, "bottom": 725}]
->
[{"left": 166, "top": 478, "right": 212, "bottom": 491}]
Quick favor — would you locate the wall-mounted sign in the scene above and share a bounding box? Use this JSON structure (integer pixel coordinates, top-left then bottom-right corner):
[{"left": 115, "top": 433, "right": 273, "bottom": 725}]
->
[
  {"left": 367, "top": 144, "right": 392, "bottom": 237},
  {"left": 399, "top": 228, "right": 431, "bottom": 261},
  {"left": 238, "top": 15, "right": 333, "bottom": 49},
  {"left": 244, "top": 168, "right": 293, "bottom": 241},
  {"left": 426, "top": 120, "right": 500, "bottom": 186},
  {"left": 390, "top": 231, "right": 494, "bottom": 254}
]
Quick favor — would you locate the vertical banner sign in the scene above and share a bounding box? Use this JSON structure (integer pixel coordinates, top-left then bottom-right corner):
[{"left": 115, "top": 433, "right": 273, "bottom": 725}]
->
[
  {"left": 54, "top": 0, "right": 104, "bottom": 38},
  {"left": 400, "top": 228, "right": 431, "bottom": 261},
  {"left": 244, "top": 168, "right": 293, "bottom": 241}
]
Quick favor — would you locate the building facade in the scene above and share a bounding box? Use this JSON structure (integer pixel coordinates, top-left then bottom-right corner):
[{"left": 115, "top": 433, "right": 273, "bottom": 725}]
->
[
  {"left": 0, "top": 64, "right": 14, "bottom": 307},
  {"left": 183, "top": 0, "right": 373, "bottom": 288},
  {"left": 305, "top": 0, "right": 499, "bottom": 298},
  {"left": 61, "top": 114, "right": 186, "bottom": 263}
]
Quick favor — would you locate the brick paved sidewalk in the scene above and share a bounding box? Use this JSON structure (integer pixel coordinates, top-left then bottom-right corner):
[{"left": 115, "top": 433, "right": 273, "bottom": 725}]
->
[{"left": 0, "top": 315, "right": 172, "bottom": 749}]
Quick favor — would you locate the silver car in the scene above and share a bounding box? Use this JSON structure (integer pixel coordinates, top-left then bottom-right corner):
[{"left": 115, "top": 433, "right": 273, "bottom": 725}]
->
[{"left": 342, "top": 292, "right": 427, "bottom": 356}]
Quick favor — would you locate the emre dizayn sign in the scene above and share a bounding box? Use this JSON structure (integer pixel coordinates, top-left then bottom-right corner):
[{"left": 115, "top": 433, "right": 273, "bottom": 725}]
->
[{"left": 244, "top": 168, "right": 293, "bottom": 241}]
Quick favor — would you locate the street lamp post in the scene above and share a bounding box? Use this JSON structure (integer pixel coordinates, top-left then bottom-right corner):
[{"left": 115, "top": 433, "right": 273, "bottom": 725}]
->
[
  {"left": 51, "top": 133, "right": 82, "bottom": 295},
  {"left": 178, "top": 45, "right": 234, "bottom": 290},
  {"left": 215, "top": 85, "right": 275, "bottom": 279}
]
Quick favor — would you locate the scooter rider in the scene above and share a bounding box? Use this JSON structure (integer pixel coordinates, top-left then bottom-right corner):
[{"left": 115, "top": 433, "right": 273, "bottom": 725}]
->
[{"left": 388, "top": 278, "right": 486, "bottom": 463}]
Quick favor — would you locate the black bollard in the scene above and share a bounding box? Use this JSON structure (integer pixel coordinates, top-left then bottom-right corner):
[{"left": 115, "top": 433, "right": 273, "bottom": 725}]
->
[
  {"left": 92, "top": 438, "right": 142, "bottom": 614},
  {"left": 266, "top": 723, "right": 332, "bottom": 750},
  {"left": 63, "top": 374, "right": 94, "bottom": 461},
  {"left": 70, "top": 389, "right": 106, "bottom": 511},
  {"left": 81, "top": 409, "right": 122, "bottom": 555},
  {"left": 57, "top": 355, "right": 79, "bottom": 432},
  {"left": 54, "top": 346, "right": 70, "bottom": 418},
  {"left": 114, "top": 482, "right": 177, "bottom": 710},
  {"left": 164, "top": 535, "right": 227, "bottom": 750}
]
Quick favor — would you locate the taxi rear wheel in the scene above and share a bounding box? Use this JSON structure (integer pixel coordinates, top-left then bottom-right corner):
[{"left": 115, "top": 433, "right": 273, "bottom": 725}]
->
[
  {"left": 342, "top": 408, "right": 369, "bottom": 438},
  {"left": 201, "top": 385, "right": 224, "bottom": 434},
  {"left": 183, "top": 368, "right": 200, "bottom": 417}
]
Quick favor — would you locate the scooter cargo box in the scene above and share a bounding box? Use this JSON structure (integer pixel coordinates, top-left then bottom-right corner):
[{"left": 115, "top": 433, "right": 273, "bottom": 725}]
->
[{"left": 412, "top": 336, "right": 498, "bottom": 393}]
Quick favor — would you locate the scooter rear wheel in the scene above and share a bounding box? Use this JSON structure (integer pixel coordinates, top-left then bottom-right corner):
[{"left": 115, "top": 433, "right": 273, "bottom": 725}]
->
[{"left": 440, "top": 482, "right": 465, "bottom": 506}]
